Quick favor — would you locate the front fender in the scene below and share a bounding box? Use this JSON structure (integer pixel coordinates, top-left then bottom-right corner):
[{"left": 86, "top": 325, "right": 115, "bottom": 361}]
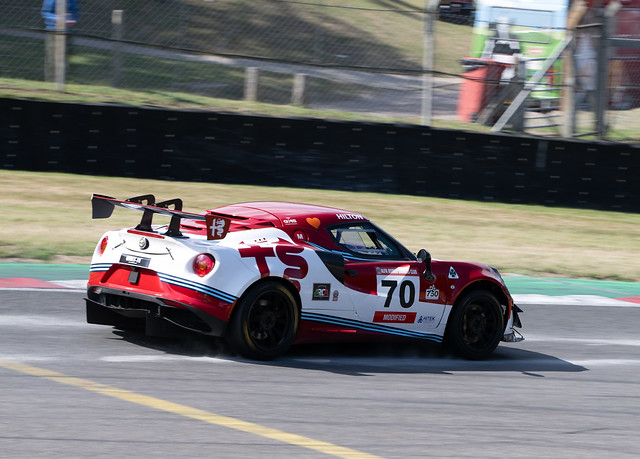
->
[{"left": 433, "top": 260, "right": 515, "bottom": 319}]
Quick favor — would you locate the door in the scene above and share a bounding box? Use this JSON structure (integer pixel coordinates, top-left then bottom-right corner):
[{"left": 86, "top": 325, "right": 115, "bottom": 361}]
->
[{"left": 328, "top": 222, "right": 447, "bottom": 332}]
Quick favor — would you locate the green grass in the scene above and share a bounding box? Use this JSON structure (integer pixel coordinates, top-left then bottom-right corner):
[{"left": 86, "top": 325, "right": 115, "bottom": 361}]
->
[
  {"left": 0, "top": 77, "right": 423, "bottom": 124},
  {"left": 1, "top": 170, "right": 638, "bottom": 282}
]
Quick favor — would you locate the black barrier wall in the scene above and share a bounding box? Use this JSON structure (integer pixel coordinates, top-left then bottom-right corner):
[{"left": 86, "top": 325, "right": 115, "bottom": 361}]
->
[{"left": 2, "top": 98, "right": 638, "bottom": 212}]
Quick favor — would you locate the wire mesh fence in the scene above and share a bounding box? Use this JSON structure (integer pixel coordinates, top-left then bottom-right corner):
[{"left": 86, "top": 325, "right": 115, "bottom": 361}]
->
[{"left": 1, "top": 0, "right": 639, "bottom": 142}]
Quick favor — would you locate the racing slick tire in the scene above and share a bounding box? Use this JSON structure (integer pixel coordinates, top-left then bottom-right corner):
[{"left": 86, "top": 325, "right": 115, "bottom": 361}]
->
[
  {"left": 446, "top": 290, "right": 504, "bottom": 360},
  {"left": 226, "top": 281, "right": 300, "bottom": 360}
]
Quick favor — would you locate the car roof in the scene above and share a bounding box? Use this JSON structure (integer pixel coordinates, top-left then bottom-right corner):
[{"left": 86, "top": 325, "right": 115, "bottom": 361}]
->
[{"left": 207, "top": 201, "right": 370, "bottom": 229}]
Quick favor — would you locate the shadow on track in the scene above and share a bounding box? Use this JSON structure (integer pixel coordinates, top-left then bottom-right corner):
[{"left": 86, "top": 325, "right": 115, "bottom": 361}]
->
[{"left": 111, "top": 329, "right": 587, "bottom": 376}]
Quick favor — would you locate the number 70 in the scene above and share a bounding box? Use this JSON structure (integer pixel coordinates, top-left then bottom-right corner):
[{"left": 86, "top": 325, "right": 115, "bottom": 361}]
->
[{"left": 381, "top": 279, "right": 415, "bottom": 308}]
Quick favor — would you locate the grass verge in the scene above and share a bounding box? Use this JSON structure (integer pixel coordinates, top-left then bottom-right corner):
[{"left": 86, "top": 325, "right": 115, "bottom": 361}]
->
[{"left": 1, "top": 170, "right": 638, "bottom": 281}]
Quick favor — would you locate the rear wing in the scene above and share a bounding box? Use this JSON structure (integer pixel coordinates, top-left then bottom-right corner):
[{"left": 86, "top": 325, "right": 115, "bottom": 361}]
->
[{"left": 91, "top": 194, "right": 242, "bottom": 240}]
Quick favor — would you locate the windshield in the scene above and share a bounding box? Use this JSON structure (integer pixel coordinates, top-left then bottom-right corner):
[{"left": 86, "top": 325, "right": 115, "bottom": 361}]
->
[{"left": 329, "top": 223, "right": 408, "bottom": 260}]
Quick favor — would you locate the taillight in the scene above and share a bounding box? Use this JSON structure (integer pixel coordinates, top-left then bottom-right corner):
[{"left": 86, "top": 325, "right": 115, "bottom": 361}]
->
[
  {"left": 193, "top": 253, "right": 215, "bottom": 277},
  {"left": 99, "top": 236, "right": 108, "bottom": 255}
]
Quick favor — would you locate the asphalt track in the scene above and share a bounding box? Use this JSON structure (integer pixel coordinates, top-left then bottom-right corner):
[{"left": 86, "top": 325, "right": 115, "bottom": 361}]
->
[{"left": 1, "top": 265, "right": 639, "bottom": 458}]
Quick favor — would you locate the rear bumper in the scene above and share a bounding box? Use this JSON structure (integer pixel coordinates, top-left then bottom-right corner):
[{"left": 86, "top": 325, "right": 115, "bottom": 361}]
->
[{"left": 86, "top": 287, "right": 227, "bottom": 337}]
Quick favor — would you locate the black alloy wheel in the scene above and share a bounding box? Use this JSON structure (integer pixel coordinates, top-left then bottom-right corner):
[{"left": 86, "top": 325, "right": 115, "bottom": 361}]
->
[
  {"left": 446, "top": 290, "right": 504, "bottom": 359},
  {"left": 227, "top": 281, "right": 299, "bottom": 360}
]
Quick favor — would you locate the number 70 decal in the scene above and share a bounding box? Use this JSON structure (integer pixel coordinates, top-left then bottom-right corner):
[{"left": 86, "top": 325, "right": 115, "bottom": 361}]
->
[
  {"left": 380, "top": 279, "right": 415, "bottom": 308},
  {"left": 379, "top": 278, "right": 440, "bottom": 308}
]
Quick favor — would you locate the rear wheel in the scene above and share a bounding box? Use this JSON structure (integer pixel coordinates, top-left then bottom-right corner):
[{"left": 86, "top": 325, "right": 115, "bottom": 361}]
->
[
  {"left": 446, "top": 290, "right": 504, "bottom": 359},
  {"left": 227, "top": 281, "right": 299, "bottom": 360}
]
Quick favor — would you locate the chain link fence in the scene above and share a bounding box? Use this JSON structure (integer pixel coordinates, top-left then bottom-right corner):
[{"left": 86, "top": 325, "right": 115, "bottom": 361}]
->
[
  {"left": 1, "top": 0, "right": 639, "bottom": 142},
  {"left": 606, "top": 5, "right": 640, "bottom": 139}
]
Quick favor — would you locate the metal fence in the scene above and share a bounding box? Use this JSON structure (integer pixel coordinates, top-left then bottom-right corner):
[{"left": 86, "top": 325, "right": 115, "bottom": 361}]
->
[{"left": 1, "top": 0, "right": 639, "bottom": 142}]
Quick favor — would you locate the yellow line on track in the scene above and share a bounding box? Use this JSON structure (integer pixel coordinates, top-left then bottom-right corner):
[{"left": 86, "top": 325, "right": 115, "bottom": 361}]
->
[{"left": 0, "top": 359, "right": 380, "bottom": 459}]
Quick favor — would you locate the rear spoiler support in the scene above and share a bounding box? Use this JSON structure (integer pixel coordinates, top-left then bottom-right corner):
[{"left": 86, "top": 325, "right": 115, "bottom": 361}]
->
[{"left": 126, "top": 194, "right": 156, "bottom": 233}]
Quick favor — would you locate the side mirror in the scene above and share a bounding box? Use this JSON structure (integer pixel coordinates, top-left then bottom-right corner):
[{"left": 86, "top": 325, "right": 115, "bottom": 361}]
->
[
  {"left": 416, "top": 249, "right": 436, "bottom": 282},
  {"left": 416, "top": 248, "right": 429, "bottom": 263}
]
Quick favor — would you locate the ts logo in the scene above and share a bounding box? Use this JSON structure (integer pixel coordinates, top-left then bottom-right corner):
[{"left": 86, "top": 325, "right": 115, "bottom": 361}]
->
[{"left": 239, "top": 239, "right": 309, "bottom": 290}]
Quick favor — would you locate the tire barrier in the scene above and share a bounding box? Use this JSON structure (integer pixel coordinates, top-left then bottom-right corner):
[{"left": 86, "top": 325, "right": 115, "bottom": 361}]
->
[{"left": 1, "top": 98, "right": 638, "bottom": 212}]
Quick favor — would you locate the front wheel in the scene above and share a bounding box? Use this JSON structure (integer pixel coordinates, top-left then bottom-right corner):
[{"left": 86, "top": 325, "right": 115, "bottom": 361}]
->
[
  {"left": 446, "top": 290, "right": 504, "bottom": 359},
  {"left": 226, "top": 281, "right": 299, "bottom": 360}
]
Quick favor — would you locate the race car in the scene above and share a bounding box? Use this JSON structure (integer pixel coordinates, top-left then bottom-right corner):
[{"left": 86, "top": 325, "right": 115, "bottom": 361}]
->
[{"left": 86, "top": 194, "right": 523, "bottom": 360}]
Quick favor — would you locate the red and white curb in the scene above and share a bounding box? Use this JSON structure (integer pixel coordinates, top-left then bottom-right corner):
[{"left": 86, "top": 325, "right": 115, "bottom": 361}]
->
[{"left": 0, "top": 278, "right": 86, "bottom": 291}]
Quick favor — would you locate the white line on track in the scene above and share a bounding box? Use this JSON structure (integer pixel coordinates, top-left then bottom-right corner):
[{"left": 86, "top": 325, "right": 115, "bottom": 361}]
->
[
  {"left": 513, "top": 294, "right": 639, "bottom": 307},
  {"left": 520, "top": 336, "right": 640, "bottom": 346},
  {"left": 100, "top": 355, "right": 232, "bottom": 363},
  {"left": 0, "top": 354, "right": 58, "bottom": 362},
  {"left": 0, "top": 315, "right": 88, "bottom": 327},
  {"left": 566, "top": 359, "right": 640, "bottom": 366},
  {"left": 0, "top": 287, "right": 85, "bottom": 293}
]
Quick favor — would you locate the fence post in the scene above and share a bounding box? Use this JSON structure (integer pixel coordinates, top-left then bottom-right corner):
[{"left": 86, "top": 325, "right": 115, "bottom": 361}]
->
[
  {"left": 562, "top": 1, "right": 587, "bottom": 138},
  {"left": 511, "top": 60, "right": 526, "bottom": 132},
  {"left": 422, "top": 0, "right": 439, "bottom": 126},
  {"left": 291, "top": 73, "right": 307, "bottom": 106},
  {"left": 245, "top": 67, "right": 259, "bottom": 101},
  {"left": 54, "top": 0, "right": 67, "bottom": 90},
  {"left": 112, "top": 10, "right": 124, "bottom": 88},
  {"left": 562, "top": 28, "right": 576, "bottom": 138},
  {"left": 595, "top": 1, "right": 622, "bottom": 138},
  {"left": 595, "top": 9, "right": 607, "bottom": 138}
]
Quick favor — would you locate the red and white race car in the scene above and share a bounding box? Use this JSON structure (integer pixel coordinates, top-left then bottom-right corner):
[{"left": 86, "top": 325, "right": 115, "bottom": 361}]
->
[{"left": 87, "top": 194, "right": 523, "bottom": 360}]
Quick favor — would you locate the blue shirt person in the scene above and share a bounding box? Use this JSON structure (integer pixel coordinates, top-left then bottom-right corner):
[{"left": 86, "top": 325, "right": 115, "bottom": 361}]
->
[
  {"left": 41, "top": 0, "right": 79, "bottom": 30},
  {"left": 41, "top": 0, "right": 79, "bottom": 82}
]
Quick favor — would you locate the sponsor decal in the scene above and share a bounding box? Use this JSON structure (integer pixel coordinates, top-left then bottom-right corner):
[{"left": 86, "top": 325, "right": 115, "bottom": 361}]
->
[
  {"left": 119, "top": 254, "right": 150, "bottom": 267},
  {"left": 448, "top": 266, "right": 459, "bottom": 279},
  {"left": 332, "top": 290, "right": 339, "bottom": 301},
  {"left": 376, "top": 266, "right": 418, "bottom": 275},
  {"left": 424, "top": 286, "right": 439, "bottom": 300},
  {"left": 205, "top": 215, "right": 231, "bottom": 240},
  {"left": 417, "top": 315, "right": 436, "bottom": 325},
  {"left": 283, "top": 217, "right": 298, "bottom": 225},
  {"left": 373, "top": 311, "right": 417, "bottom": 323},
  {"left": 306, "top": 217, "right": 321, "bottom": 229},
  {"left": 336, "top": 213, "right": 366, "bottom": 220},
  {"left": 313, "top": 283, "right": 331, "bottom": 300},
  {"left": 293, "top": 230, "right": 308, "bottom": 242}
]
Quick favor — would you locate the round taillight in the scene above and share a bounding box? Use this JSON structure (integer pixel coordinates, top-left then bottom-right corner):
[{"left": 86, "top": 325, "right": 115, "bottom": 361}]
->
[
  {"left": 193, "top": 253, "right": 215, "bottom": 277},
  {"left": 99, "top": 236, "right": 109, "bottom": 255}
]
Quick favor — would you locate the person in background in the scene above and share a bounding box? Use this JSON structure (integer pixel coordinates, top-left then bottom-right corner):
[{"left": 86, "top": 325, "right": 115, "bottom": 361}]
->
[
  {"left": 41, "top": 0, "right": 79, "bottom": 29},
  {"left": 41, "top": 0, "right": 79, "bottom": 82}
]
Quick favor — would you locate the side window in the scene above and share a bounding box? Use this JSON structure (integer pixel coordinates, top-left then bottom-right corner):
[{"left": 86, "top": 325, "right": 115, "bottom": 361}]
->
[{"left": 329, "top": 223, "right": 404, "bottom": 259}]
